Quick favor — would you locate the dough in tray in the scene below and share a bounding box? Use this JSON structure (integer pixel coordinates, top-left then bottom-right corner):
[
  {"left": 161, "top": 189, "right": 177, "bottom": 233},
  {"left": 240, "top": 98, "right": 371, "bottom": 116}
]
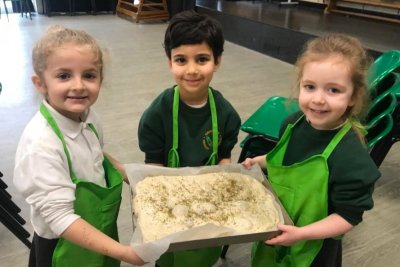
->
[{"left": 133, "top": 172, "right": 280, "bottom": 242}]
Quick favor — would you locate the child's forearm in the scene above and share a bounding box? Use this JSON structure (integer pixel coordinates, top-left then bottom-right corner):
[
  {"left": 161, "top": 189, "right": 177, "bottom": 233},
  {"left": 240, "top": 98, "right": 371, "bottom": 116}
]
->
[
  {"left": 241, "top": 155, "right": 267, "bottom": 170},
  {"left": 300, "top": 213, "right": 353, "bottom": 240},
  {"left": 61, "top": 218, "right": 144, "bottom": 265},
  {"left": 218, "top": 158, "right": 231, "bottom": 165},
  {"left": 253, "top": 155, "right": 267, "bottom": 169}
]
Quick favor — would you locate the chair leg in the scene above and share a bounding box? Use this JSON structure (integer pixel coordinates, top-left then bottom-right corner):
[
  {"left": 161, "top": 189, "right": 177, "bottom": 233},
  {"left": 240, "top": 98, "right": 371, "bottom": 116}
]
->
[
  {"left": 0, "top": 205, "right": 32, "bottom": 249},
  {"left": 91, "top": 0, "right": 96, "bottom": 15},
  {"left": 3, "top": 0, "right": 9, "bottom": 21},
  {"left": 220, "top": 244, "right": 229, "bottom": 259},
  {"left": 19, "top": 0, "right": 22, "bottom": 17},
  {"left": 26, "top": 0, "right": 32, "bottom": 20}
]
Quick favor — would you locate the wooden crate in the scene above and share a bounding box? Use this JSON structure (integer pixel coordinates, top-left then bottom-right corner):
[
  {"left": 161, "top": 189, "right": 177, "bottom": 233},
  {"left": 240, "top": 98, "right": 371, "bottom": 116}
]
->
[{"left": 116, "top": 0, "right": 169, "bottom": 23}]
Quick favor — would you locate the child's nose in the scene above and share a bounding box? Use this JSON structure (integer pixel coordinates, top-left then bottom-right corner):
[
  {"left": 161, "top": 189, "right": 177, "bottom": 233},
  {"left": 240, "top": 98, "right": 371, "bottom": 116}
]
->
[
  {"left": 71, "top": 78, "right": 84, "bottom": 90},
  {"left": 312, "top": 90, "right": 325, "bottom": 104},
  {"left": 186, "top": 62, "right": 198, "bottom": 74}
]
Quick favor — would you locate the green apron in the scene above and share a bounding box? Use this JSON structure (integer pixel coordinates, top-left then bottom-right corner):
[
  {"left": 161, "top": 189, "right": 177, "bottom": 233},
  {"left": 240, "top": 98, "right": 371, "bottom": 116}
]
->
[
  {"left": 167, "top": 86, "right": 218, "bottom": 167},
  {"left": 40, "top": 104, "right": 123, "bottom": 267},
  {"left": 251, "top": 116, "right": 351, "bottom": 267},
  {"left": 158, "top": 87, "right": 222, "bottom": 267}
]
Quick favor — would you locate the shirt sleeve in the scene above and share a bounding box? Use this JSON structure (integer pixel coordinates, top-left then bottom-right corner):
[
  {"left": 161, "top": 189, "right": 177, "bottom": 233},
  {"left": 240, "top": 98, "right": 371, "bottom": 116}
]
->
[
  {"left": 219, "top": 109, "right": 241, "bottom": 160},
  {"left": 14, "top": 137, "right": 80, "bottom": 237},
  {"left": 138, "top": 107, "right": 166, "bottom": 164},
  {"left": 329, "top": 134, "right": 381, "bottom": 225}
]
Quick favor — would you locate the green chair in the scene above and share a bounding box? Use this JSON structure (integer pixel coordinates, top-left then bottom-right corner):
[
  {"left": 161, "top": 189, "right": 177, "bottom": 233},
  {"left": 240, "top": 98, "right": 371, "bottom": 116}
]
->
[
  {"left": 366, "top": 114, "right": 394, "bottom": 151},
  {"left": 368, "top": 50, "right": 400, "bottom": 90},
  {"left": 240, "top": 96, "right": 300, "bottom": 141},
  {"left": 370, "top": 71, "right": 400, "bottom": 101},
  {"left": 365, "top": 92, "right": 399, "bottom": 166},
  {"left": 366, "top": 108, "right": 399, "bottom": 167},
  {"left": 366, "top": 90, "right": 398, "bottom": 131}
]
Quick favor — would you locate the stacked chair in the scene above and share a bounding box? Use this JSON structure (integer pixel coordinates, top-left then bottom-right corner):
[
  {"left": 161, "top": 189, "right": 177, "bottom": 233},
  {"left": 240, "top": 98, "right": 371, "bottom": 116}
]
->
[
  {"left": 0, "top": 82, "right": 31, "bottom": 248},
  {"left": 238, "top": 96, "right": 299, "bottom": 162},
  {"left": 0, "top": 171, "right": 31, "bottom": 248},
  {"left": 221, "top": 49, "right": 400, "bottom": 259},
  {"left": 365, "top": 50, "right": 400, "bottom": 167}
]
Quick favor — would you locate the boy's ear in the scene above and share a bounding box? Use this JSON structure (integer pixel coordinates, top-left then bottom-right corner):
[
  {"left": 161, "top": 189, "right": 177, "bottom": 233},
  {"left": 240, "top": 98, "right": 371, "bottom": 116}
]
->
[
  {"left": 168, "top": 59, "right": 172, "bottom": 70},
  {"left": 214, "top": 56, "right": 222, "bottom": 72},
  {"left": 32, "top": 75, "right": 47, "bottom": 94}
]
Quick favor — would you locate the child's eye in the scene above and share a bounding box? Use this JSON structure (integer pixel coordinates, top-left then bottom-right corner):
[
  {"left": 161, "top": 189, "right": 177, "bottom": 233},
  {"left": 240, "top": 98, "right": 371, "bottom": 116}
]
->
[
  {"left": 196, "top": 56, "right": 210, "bottom": 64},
  {"left": 57, "top": 73, "right": 71, "bottom": 80},
  {"left": 83, "top": 72, "right": 98, "bottom": 80},
  {"left": 303, "top": 84, "right": 315, "bottom": 91},
  {"left": 328, "top": 87, "right": 340, "bottom": 94},
  {"left": 173, "top": 57, "right": 186, "bottom": 64}
]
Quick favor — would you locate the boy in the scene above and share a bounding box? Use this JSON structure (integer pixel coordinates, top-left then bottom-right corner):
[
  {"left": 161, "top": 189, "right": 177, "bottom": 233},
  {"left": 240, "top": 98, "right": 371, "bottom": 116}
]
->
[{"left": 138, "top": 10, "right": 241, "bottom": 267}]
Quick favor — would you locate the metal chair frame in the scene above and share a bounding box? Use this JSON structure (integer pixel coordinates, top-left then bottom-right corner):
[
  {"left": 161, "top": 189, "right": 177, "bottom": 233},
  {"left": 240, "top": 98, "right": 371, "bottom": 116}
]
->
[
  {"left": 0, "top": 172, "right": 32, "bottom": 248},
  {"left": 2, "top": 0, "right": 32, "bottom": 21}
]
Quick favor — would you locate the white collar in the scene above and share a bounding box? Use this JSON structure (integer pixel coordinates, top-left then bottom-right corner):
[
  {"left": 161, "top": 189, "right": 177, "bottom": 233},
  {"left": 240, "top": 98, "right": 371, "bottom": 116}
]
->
[{"left": 42, "top": 100, "right": 93, "bottom": 140}]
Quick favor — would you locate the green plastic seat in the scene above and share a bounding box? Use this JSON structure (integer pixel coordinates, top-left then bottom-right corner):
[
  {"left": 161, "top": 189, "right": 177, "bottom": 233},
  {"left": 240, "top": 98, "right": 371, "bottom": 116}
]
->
[
  {"left": 240, "top": 96, "right": 299, "bottom": 140},
  {"left": 365, "top": 93, "right": 398, "bottom": 150},
  {"left": 366, "top": 90, "right": 398, "bottom": 127},
  {"left": 370, "top": 72, "right": 400, "bottom": 100},
  {"left": 366, "top": 114, "right": 394, "bottom": 150},
  {"left": 388, "top": 72, "right": 400, "bottom": 99},
  {"left": 368, "top": 50, "right": 400, "bottom": 90}
]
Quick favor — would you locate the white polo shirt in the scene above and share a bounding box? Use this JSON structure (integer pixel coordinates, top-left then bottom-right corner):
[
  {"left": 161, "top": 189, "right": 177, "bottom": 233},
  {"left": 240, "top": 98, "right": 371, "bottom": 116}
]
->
[{"left": 14, "top": 100, "right": 106, "bottom": 239}]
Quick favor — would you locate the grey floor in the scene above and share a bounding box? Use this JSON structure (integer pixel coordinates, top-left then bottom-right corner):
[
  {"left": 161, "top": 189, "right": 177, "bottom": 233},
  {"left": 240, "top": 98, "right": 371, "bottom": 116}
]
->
[{"left": 0, "top": 13, "right": 399, "bottom": 267}]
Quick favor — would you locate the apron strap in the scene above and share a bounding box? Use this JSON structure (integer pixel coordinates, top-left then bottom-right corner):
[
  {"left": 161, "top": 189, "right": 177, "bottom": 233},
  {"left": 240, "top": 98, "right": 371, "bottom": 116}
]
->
[
  {"left": 88, "top": 123, "right": 99, "bottom": 139},
  {"left": 269, "top": 115, "right": 352, "bottom": 164},
  {"left": 168, "top": 87, "right": 181, "bottom": 168},
  {"left": 40, "top": 104, "right": 75, "bottom": 181},
  {"left": 322, "top": 122, "right": 352, "bottom": 158},
  {"left": 269, "top": 114, "right": 304, "bottom": 164},
  {"left": 205, "top": 88, "right": 218, "bottom": 166},
  {"left": 40, "top": 103, "right": 100, "bottom": 183},
  {"left": 167, "top": 87, "right": 219, "bottom": 167}
]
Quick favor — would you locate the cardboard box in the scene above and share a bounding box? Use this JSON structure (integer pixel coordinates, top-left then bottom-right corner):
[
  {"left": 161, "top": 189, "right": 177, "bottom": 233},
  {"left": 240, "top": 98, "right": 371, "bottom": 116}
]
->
[{"left": 125, "top": 163, "right": 293, "bottom": 252}]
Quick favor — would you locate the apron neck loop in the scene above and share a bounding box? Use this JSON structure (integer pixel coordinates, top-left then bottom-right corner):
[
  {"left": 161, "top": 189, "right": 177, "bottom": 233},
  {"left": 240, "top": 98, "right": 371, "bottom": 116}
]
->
[
  {"left": 40, "top": 103, "right": 75, "bottom": 180},
  {"left": 168, "top": 87, "right": 181, "bottom": 168},
  {"left": 167, "top": 87, "right": 219, "bottom": 167},
  {"left": 205, "top": 88, "right": 218, "bottom": 166},
  {"left": 322, "top": 121, "right": 352, "bottom": 158}
]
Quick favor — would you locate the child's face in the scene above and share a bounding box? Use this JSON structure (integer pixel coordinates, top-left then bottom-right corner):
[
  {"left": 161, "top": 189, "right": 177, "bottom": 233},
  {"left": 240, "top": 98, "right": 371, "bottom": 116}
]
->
[
  {"left": 32, "top": 44, "right": 101, "bottom": 121},
  {"left": 298, "top": 55, "right": 355, "bottom": 130},
  {"left": 168, "top": 42, "right": 221, "bottom": 105}
]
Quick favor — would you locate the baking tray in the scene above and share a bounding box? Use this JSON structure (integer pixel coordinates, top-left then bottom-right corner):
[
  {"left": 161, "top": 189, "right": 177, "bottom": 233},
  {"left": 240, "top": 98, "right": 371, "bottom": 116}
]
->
[{"left": 125, "top": 163, "right": 293, "bottom": 252}]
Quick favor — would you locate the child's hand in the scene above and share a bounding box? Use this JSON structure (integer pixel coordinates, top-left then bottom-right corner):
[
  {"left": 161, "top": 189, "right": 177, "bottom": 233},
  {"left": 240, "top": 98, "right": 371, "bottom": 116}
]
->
[
  {"left": 241, "top": 155, "right": 266, "bottom": 170},
  {"left": 265, "top": 224, "right": 303, "bottom": 246},
  {"left": 241, "top": 157, "right": 256, "bottom": 169},
  {"left": 122, "top": 245, "right": 145, "bottom": 266}
]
